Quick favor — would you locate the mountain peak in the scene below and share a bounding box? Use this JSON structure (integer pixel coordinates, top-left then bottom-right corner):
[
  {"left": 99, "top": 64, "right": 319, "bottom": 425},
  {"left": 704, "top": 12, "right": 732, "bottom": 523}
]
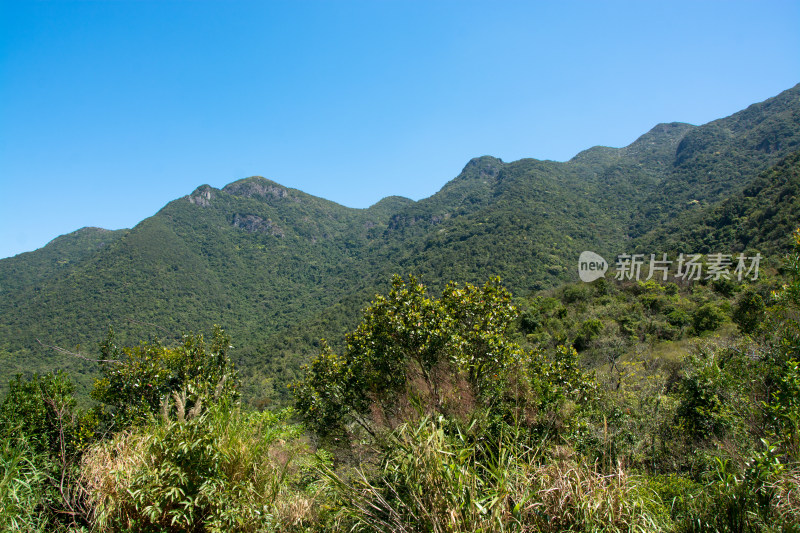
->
[
  {"left": 452, "top": 156, "right": 505, "bottom": 185},
  {"left": 620, "top": 122, "right": 695, "bottom": 160},
  {"left": 187, "top": 184, "right": 217, "bottom": 207},
  {"left": 222, "top": 176, "right": 292, "bottom": 200},
  {"left": 462, "top": 155, "right": 504, "bottom": 172}
]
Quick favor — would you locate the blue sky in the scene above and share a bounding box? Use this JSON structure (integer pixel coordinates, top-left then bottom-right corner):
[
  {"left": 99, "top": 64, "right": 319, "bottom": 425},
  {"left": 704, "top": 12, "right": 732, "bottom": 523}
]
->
[{"left": 1, "top": 1, "right": 798, "bottom": 259}]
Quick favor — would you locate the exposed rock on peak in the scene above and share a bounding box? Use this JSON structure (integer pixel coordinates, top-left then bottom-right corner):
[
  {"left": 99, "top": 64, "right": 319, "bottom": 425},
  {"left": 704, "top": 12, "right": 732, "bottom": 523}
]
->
[
  {"left": 188, "top": 185, "right": 217, "bottom": 207},
  {"left": 223, "top": 177, "right": 292, "bottom": 200},
  {"left": 231, "top": 214, "right": 284, "bottom": 237}
]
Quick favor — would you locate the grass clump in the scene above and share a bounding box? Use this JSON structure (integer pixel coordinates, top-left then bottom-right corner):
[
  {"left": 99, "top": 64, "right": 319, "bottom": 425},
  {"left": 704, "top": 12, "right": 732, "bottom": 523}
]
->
[
  {"left": 0, "top": 438, "right": 48, "bottom": 532},
  {"left": 320, "top": 416, "right": 672, "bottom": 533},
  {"left": 82, "top": 398, "right": 319, "bottom": 532}
]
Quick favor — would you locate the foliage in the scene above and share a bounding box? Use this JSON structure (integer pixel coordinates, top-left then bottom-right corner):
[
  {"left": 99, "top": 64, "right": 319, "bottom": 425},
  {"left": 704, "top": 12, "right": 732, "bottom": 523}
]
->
[
  {"left": 2, "top": 87, "right": 799, "bottom": 406},
  {"left": 0, "top": 437, "right": 48, "bottom": 532},
  {"left": 573, "top": 318, "right": 603, "bottom": 351},
  {"left": 81, "top": 401, "right": 318, "bottom": 532},
  {"left": 0, "top": 371, "right": 91, "bottom": 458},
  {"left": 2, "top": 241, "right": 800, "bottom": 531},
  {"left": 673, "top": 345, "right": 750, "bottom": 445},
  {"left": 293, "top": 275, "right": 523, "bottom": 436},
  {"left": 732, "top": 288, "right": 766, "bottom": 334},
  {"left": 321, "top": 416, "right": 671, "bottom": 533},
  {"left": 639, "top": 148, "right": 800, "bottom": 257},
  {"left": 0, "top": 371, "right": 96, "bottom": 530},
  {"left": 1, "top": 83, "right": 800, "bottom": 529},
  {"left": 762, "top": 229, "right": 800, "bottom": 459},
  {"left": 692, "top": 303, "right": 726, "bottom": 334},
  {"left": 91, "top": 326, "right": 238, "bottom": 428}
]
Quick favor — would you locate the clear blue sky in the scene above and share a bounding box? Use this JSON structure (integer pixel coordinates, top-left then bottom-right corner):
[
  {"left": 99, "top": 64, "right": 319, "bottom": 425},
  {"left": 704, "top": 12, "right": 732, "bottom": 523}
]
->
[{"left": 1, "top": 0, "right": 799, "bottom": 259}]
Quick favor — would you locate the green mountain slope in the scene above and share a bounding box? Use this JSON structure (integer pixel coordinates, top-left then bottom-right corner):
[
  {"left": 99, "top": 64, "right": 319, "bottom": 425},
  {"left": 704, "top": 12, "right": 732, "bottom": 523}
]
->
[
  {"left": 631, "top": 83, "right": 800, "bottom": 234},
  {"left": 0, "top": 227, "right": 127, "bottom": 294},
  {"left": 636, "top": 148, "right": 800, "bottom": 256},
  {"left": 1, "top": 84, "right": 799, "bottom": 404}
]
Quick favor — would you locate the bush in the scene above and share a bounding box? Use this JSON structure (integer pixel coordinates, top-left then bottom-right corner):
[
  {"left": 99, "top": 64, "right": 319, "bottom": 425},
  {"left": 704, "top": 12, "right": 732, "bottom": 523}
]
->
[
  {"left": 92, "top": 326, "right": 238, "bottom": 428},
  {"left": 0, "top": 371, "right": 89, "bottom": 459},
  {"left": 733, "top": 288, "right": 765, "bottom": 334},
  {"left": 293, "top": 276, "right": 523, "bottom": 436},
  {"left": 692, "top": 303, "right": 726, "bottom": 333},
  {"left": 563, "top": 284, "right": 590, "bottom": 303},
  {"left": 573, "top": 318, "right": 603, "bottom": 351},
  {"left": 666, "top": 307, "right": 690, "bottom": 328},
  {"left": 82, "top": 400, "right": 317, "bottom": 532},
  {"left": 0, "top": 371, "right": 94, "bottom": 530}
]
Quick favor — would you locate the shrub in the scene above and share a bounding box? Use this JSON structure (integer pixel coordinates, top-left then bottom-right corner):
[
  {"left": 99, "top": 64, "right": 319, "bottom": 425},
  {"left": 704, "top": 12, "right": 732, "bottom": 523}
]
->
[
  {"left": 573, "top": 318, "right": 603, "bottom": 351},
  {"left": 666, "top": 307, "right": 690, "bottom": 328},
  {"left": 82, "top": 400, "right": 317, "bottom": 532},
  {"left": 732, "top": 289, "right": 765, "bottom": 334},
  {"left": 692, "top": 303, "right": 726, "bottom": 333},
  {"left": 92, "top": 326, "right": 238, "bottom": 428},
  {"left": 563, "top": 284, "right": 590, "bottom": 304},
  {"left": 293, "top": 276, "right": 522, "bottom": 437},
  {"left": 0, "top": 371, "right": 94, "bottom": 530}
]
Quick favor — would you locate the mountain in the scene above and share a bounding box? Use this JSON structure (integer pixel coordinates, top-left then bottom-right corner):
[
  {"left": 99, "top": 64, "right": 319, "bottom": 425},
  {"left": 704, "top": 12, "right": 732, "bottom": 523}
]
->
[
  {"left": 636, "top": 148, "right": 800, "bottom": 256},
  {"left": 1, "top": 83, "right": 799, "bottom": 404},
  {"left": 0, "top": 227, "right": 127, "bottom": 295},
  {"left": 631, "top": 84, "right": 800, "bottom": 234}
]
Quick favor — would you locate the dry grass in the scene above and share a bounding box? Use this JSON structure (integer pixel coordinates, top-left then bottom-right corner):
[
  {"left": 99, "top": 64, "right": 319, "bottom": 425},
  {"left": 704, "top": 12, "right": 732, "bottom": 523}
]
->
[
  {"left": 523, "top": 456, "right": 668, "bottom": 532},
  {"left": 320, "top": 417, "right": 671, "bottom": 533},
  {"left": 772, "top": 465, "right": 800, "bottom": 527},
  {"left": 80, "top": 402, "right": 320, "bottom": 532}
]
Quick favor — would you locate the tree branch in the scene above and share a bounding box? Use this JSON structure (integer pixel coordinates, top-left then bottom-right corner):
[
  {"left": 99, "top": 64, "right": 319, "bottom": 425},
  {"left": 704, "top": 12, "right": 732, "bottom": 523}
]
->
[{"left": 36, "top": 339, "right": 121, "bottom": 364}]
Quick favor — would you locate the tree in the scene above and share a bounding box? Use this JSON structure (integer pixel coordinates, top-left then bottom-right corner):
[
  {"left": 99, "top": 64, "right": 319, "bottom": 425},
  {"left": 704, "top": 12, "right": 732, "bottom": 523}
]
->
[
  {"left": 294, "top": 275, "right": 599, "bottom": 441},
  {"left": 732, "top": 289, "right": 765, "bottom": 334},
  {"left": 293, "top": 276, "right": 521, "bottom": 436},
  {"left": 693, "top": 303, "right": 726, "bottom": 334},
  {"left": 91, "top": 325, "right": 237, "bottom": 428}
]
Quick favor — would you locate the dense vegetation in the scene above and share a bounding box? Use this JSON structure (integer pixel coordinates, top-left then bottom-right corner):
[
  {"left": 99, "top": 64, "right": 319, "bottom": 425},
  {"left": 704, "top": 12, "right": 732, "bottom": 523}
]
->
[
  {"left": 1, "top": 84, "right": 798, "bottom": 406},
  {"left": 1, "top": 229, "right": 799, "bottom": 531},
  {"left": 1, "top": 84, "right": 800, "bottom": 530}
]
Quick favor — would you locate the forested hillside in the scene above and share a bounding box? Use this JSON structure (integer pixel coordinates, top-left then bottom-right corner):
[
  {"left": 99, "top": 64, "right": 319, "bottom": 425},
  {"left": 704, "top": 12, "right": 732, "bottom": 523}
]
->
[
  {"left": 637, "top": 148, "right": 800, "bottom": 256},
  {"left": 1, "top": 84, "right": 799, "bottom": 404},
  {"left": 3, "top": 233, "right": 799, "bottom": 531},
  {"left": 2, "top": 84, "right": 800, "bottom": 532}
]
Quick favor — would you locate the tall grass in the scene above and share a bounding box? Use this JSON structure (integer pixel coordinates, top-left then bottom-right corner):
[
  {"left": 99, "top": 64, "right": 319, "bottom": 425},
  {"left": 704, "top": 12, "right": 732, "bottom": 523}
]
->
[
  {"left": 0, "top": 437, "right": 48, "bottom": 532},
  {"left": 81, "top": 398, "right": 319, "bottom": 532},
  {"left": 320, "top": 416, "right": 672, "bottom": 532}
]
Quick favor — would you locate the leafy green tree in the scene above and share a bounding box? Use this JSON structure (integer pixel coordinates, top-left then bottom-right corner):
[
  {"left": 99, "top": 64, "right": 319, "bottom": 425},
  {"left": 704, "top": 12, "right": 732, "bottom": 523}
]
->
[
  {"left": 293, "top": 276, "right": 521, "bottom": 436},
  {"left": 732, "top": 288, "right": 765, "bottom": 334},
  {"left": 294, "top": 275, "right": 600, "bottom": 445},
  {"left": 692, "top": 303, "right": 726, "bottom": 334},
  {"left": 91, "top": 325, "right": 237, "bottom": 428}
]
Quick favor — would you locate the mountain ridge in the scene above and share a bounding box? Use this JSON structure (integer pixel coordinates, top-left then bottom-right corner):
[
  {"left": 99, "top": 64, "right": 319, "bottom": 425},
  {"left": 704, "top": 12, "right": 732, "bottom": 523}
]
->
[{"left": 2, "top": 83, "right": 799, "bottom": 404}]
